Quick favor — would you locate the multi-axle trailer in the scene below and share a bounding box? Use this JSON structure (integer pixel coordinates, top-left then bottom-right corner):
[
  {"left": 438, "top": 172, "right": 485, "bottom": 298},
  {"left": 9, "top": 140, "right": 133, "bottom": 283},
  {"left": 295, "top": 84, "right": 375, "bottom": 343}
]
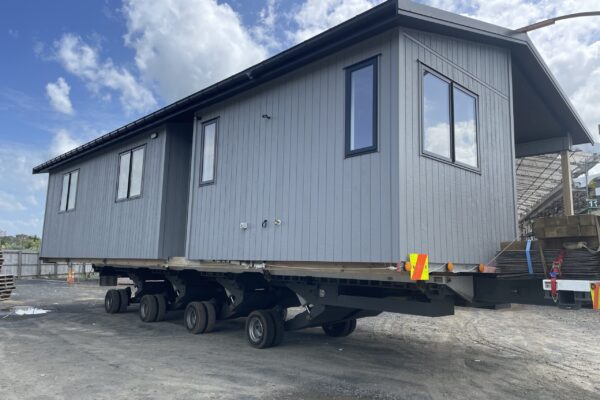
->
[{"left": 38, "top": 257, "right": 548, "bottom": 349}]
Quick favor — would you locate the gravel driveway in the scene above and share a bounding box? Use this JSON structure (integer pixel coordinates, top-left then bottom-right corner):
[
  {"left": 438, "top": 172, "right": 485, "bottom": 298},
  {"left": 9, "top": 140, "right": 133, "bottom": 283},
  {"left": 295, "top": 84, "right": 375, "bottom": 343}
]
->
[{"left": 0, "top": 280, "right": 598, "bottom": 399}]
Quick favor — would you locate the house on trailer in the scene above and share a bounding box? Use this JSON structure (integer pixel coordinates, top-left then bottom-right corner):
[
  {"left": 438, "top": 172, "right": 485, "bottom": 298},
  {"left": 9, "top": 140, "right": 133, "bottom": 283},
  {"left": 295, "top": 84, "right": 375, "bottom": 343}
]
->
[{"left": 34, "top": 0, "right": 593, "bottom": 269}]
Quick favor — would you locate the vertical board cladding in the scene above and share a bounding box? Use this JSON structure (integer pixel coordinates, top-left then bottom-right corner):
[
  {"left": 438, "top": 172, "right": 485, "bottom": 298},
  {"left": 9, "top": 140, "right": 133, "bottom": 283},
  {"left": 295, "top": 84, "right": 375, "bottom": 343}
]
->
[
  {"left": 40, "top": 130, "right": 167, "bottom": 259},
  {"left": 187, "top": 30, "right": 400, "bottom": 263},
  {"left": 187, "top": 27, "right": 516, "bottom": 265},
  {"left": 159, "top": 123, "right": 193, "bottom": 258},
  {"left": 398, "top": 29, "right": 516, "bottom": 264}
]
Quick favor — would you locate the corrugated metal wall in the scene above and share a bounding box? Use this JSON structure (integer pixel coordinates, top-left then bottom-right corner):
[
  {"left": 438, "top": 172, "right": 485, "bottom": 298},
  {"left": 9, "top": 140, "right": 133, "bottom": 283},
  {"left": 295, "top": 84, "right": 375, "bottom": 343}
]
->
[
  {"left": 187, "top": 31, "right": 400, "bottom": 263},
  {"left": 40, "top": 130, "right": 167, "bottom": 259},
  {"left": 397, "top": 28, "right": 516, "bottom": 264},
  {"left": 187, "top": 28, "right": 516, "bottom": 265}
]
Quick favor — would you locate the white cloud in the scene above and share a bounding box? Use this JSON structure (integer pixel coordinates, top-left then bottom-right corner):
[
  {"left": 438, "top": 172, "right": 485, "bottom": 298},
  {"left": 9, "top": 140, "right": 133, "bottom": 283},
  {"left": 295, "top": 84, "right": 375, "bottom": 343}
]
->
[
  {"left": 46, "top": 77, "right": 74, "bottom": 115},
  {"left": 420, "top": 0, "right": 600, "bottom": 142},
  {"left": 289, "top": 0, "right": 385, "bottom": 43},
  {"left": 123, "top": 0, "right": 269, "bottom": 102},
  {"left": 54, "top": 33, "right": 157, "bottom": 114},
  {"left": 0, "top": 192, "right": 26, "bottom": 212},
  {"left": 251, "top": 0, "right": 283, "bottom": 52},
  {"left": 50, "top": 129, "right": 81, "bottom": 157},
  {"left": 0, "top": 144, "right": 47, "bottom": 235}
]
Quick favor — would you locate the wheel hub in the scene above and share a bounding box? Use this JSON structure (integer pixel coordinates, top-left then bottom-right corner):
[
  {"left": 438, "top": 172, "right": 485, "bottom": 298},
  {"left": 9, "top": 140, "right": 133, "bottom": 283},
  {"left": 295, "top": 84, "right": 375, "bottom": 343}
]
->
[{"left": 249, "top": 318, "right": 264, "bottom": 342}]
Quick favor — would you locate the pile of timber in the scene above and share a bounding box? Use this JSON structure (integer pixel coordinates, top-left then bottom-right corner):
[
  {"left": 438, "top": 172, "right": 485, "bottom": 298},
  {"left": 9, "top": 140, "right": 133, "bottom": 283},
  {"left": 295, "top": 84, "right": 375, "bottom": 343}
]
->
[
  {"left": 495, "top": 215, "right": 600, "bottom": 279},
  {"left": 0, "top": 250, "right": 16, "bottom": 301},
  {"left": 495, "top": 245, "right": 600, "bottom": 279}
]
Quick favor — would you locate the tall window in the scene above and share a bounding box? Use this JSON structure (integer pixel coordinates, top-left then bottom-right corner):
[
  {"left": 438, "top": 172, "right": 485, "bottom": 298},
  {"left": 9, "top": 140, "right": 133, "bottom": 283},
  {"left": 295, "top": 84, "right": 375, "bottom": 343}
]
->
[
  {"left": 422, "top": 67, "right": 479, "bottom": 169},
  {"left": 117, "top": 146, "right": 145, "bottom": 200},
  {"left": 345, "top": 57, "right": 378, "bottom": 157},
  {"left": 200, "top": 119, "right": 218, "bottom": 185},
  {"left": 59, "top": 170, "right": 79, "bottom": 212}
]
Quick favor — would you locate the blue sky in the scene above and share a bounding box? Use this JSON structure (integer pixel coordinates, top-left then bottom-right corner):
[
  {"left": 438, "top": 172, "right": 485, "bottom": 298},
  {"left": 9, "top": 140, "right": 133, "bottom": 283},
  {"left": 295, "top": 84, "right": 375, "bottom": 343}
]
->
[{"left": 1, "top": 0, "right": 599, "bottom": 236}]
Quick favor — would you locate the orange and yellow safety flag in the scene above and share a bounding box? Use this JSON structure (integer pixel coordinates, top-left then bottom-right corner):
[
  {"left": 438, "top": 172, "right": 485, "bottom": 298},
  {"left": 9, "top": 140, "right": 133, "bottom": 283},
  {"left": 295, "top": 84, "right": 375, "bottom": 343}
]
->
[
  {"left": 592, "top": 282, "right": 599, "bottom": 311},
  {"left": 409, "top": 253, "right": 429, "bottom": 281}
]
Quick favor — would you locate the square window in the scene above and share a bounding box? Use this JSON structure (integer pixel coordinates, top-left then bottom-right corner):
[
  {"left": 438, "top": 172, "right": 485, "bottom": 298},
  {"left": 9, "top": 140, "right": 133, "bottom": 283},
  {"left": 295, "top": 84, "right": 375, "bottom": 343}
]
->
[{"left": 421, "top": 66, "right": 479, "bottom": 170}]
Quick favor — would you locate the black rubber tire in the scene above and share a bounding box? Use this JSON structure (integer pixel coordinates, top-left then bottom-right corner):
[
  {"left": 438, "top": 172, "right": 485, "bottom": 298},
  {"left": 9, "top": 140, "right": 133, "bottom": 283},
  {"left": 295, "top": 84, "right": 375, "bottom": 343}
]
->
[
  {"left": 184, "top": 302, "right": 208, "bottom": 334},
  {"left": 322, "top": 319, "right": 357, "bottom": 338},
  {"left": 269, "top": 309, "right": 285, "bottom": 347},
  {"left": 105, "top": 289, "right": 121, "bottom": 314},
  {"left": 155, "top": 294, "right": 167, "bottom": 322},
  {"left": 118, "top": 289, "right": 129, "bottom": 313},
  {"left": 202, "top": 301, "right": 216, "bottom": 333},
  {"left": 140, "top": 294, "right": 159, "bottom": 322},
  {"left": 245, "top": 310, "right": 275, "bottom": 349}
]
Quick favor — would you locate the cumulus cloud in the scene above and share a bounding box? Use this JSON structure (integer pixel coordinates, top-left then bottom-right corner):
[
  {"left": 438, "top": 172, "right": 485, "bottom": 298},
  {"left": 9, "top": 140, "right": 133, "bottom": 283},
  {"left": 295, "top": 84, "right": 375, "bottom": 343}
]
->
[
  {"left": 289, "top": 0, "right": 385, "bottom": 43},
  {"left": 123, "top": 0, "right": 269, "bottom": 102},
  {"left": 50, "top": 129, "right": 81, "bottom": 157},
  {"left": 0, "top": 144, "right": 47, "bottom": 235},
  {"left": 54, "top": 33, "right": 157, "bottom": 114},
  {"left": 421, "top": 0, "right": 600, "bottom": 142},
  {"left": 46, "top": 77, "right": 74, "bottom": 115},
  {"left": 0, "top": 192, "right": 26, "bottom": 212}
]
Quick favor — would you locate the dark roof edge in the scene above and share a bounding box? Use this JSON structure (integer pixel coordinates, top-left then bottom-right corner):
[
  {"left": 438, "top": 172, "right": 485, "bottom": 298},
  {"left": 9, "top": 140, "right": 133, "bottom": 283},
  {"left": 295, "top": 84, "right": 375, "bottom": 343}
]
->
[
  {"left": 33, "top": 0, "right": 398, "bottom": 174},
  {"left": 33, "top": 0, "right": 594, "bottom": 173}
]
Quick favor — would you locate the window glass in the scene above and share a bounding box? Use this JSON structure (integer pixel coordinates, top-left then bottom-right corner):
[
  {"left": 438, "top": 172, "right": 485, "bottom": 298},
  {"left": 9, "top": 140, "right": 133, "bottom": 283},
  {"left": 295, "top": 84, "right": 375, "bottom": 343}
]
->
[
  {"left": 349, "top": 64, "right": 374, "bottom": 152},
  {"left": 117, "top": 152, "right": 131, "bottom": 200},
  {"left": 453, "top": 88, "right": 478, "bottom": 167},
  {"left": 67, "top": 170, "right": 78, "bottom": 210},
  {"left": 129, "top": 147, "right": 145, "bottom": 197},
  {"left": 423, "top": 71, "right": 451, "bottom": 159},
  {"left": 60, "top": 174, "right": 69, "bottom": 212},
  {"left": 201, "top": 122, "right": 216, "bottom": 183}
]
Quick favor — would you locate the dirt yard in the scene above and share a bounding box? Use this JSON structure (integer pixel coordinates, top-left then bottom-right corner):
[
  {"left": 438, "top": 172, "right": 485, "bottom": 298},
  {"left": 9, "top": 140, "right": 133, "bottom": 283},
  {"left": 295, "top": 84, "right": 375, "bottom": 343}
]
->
[{"left": 0, "top": 280, "right": 598, "bottom": 399}]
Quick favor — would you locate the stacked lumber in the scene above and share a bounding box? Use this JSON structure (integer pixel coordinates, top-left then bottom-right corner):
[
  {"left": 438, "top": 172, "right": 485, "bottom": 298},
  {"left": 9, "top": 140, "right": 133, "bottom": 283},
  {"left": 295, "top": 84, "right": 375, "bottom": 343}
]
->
[
  {"left": 495, "top": 215, "right": 600, "bottom": 279},
  {"left": 495, "top": 247, "right": 600, "bottom": 279},
  {"left": 0, "top": 250, "right": 16, "bottom": 301}
]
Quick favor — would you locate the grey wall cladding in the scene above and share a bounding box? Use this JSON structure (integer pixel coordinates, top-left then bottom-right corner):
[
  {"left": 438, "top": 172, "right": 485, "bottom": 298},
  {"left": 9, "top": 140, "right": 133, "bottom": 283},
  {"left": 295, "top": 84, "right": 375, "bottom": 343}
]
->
[
  {"left": 397, "top": 28, "right": 516, "bottom": 264},
  {"left": 41, "top": 130, "right": 167, "bottom": 259},
  {"left": 187, "top": 31, "right": 400, "bottom": 263},
  {"left": 187, "top": 28, "right": 516, "bottom": 265}
]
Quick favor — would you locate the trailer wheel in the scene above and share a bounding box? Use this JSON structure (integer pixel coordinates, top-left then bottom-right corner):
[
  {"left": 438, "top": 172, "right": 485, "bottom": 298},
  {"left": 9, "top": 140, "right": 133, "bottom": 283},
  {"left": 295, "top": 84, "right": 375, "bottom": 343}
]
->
[
  {"left": 202, "top": 301, "right": 216, "bottom": 333},
  {"left": 184, "top": 302, "right": 208, "bottom": 334},
  {"left": 269, "top": 309, "right": 285, "bottom": 347},
  {"left": 155, "top": 294, "right": 167, "bottom": 322},
  {"left": 104, "top": 289, "right": 121, "bottom": 314},
  {"left": 322, "top": 319, "right": 357, "bottom": 338},
  {"left": 118, "top": 289, "right": 129, "bottom": 313},
  {"left": 140, "top": 294, "right": 159, "bottom": 322},
  {"left": 245, "top": 310, "right": 275, "bottom": 349}
]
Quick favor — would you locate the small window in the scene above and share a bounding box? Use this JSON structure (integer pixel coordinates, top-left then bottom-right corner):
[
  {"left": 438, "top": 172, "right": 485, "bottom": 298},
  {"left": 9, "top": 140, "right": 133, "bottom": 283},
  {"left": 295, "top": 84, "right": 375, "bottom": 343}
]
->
[
  {"left": 345, "top": 57, "right": 378, "bottom": 157},
  {"left": 117, "top": 146, "right": 145, "bottom": 201},
  {"left": 59, "top": 170, "right": 79, "bottom": 212},
  {"left": 421, "top": 67, "right": 479, "bottom": 169},
  {"left": 199, "top": 119, "right": 218, "bottom": 185}
]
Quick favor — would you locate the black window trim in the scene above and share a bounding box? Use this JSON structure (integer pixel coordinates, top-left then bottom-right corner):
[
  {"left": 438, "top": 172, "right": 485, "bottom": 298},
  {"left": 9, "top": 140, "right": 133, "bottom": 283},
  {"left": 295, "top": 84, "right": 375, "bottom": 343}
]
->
[
  {"left": 345, "top": 56, "right": 379, "bottom": 158},
  {"left": 199, "top": 117, "right": 219, "bottom": 186},
  {"left": 58, "top": 168, "right": 79, "bottom": 213},
  {"left": 419, "top": 63, "right": 481, "bottom": 174},
  {"left": 115, "top": 144, "right": 146, "bottom": 202}
]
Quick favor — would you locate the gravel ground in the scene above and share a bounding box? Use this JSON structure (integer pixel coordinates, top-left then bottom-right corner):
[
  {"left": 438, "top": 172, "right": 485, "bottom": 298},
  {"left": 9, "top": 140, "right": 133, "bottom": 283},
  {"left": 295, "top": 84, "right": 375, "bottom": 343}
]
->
[{"left": 0, "top": 279, "right": 598, "bottom": 400}]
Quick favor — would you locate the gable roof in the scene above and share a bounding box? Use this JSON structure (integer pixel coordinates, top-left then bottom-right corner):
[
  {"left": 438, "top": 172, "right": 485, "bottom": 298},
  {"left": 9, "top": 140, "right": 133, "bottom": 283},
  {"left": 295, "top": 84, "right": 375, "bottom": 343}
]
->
[{"left": 33, "top": 0, "right": 594, "bottom": 174}]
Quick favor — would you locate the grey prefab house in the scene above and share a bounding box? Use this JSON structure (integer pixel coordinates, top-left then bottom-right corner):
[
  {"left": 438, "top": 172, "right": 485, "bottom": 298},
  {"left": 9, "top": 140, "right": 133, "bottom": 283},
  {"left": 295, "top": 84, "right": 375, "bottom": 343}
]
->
[{"left": 35, "top": 1, "right": 593, "bottom": 269}]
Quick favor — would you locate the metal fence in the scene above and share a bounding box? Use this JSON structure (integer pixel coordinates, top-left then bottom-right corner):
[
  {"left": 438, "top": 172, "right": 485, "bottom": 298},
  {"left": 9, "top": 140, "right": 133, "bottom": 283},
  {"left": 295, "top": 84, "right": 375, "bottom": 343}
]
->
[{"left": 1, "top": 250, "right": 93, "bottom": 279}]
